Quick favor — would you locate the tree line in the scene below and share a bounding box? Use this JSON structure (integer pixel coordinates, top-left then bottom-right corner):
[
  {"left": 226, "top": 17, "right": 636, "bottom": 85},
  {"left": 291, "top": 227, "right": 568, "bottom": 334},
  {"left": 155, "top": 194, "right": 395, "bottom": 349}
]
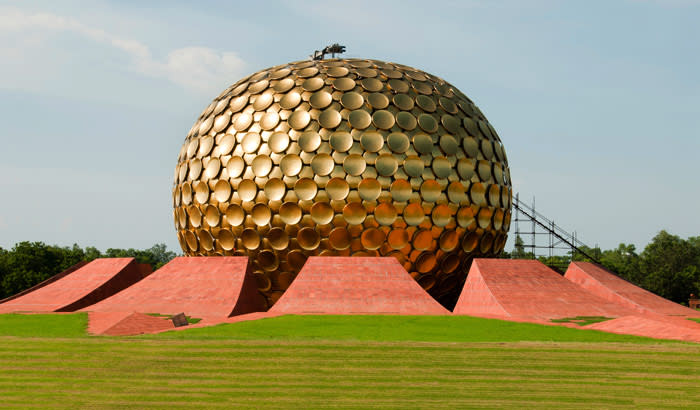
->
[
  {"left": 505, "top": 230, "right": 700, "bottom": 305},
  {"left": 0, "top": 242, "right": 176, "bottom": 299}
]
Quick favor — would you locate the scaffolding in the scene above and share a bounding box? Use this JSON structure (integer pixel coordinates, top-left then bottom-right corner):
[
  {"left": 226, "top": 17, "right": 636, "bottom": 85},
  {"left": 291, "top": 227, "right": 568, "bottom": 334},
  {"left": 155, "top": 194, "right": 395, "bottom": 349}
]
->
[{"left": 512, "top": 193, "right": 600, "bottom": 271}]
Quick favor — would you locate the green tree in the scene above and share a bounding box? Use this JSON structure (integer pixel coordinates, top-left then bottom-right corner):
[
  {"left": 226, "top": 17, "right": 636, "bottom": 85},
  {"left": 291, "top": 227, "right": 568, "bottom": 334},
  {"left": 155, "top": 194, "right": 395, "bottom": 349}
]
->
[
  {"left": 638, "top": 231, "right": 700, "bottom": 303},
  {"left": 600, "top": 243, "right": 642, "bottom": 284}
]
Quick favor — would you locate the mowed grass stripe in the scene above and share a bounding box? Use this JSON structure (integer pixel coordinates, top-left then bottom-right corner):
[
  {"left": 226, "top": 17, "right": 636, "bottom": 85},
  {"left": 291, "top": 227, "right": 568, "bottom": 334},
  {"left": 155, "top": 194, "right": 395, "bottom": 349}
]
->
[{"left": 1, "top": 314, "right": 699, "bottom": 408}]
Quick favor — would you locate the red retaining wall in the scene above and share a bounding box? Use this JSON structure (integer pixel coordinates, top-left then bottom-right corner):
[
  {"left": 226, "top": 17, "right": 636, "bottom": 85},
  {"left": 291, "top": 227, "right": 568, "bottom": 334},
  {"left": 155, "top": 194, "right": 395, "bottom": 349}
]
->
[
  {"left": 269, "top": 257, "right": 449, "bottom": 314},
  {"left": 83, "top": 256, "right": 264, "bottom": 319},
  {"left": 0, "top": 258, "right": 148, "bottom": 313},
  {"left": 453, "top": 259, "right": 635, "bottom": 320},
  {"left": 565, "top": 262, "right": 700, "bottom": 317}
]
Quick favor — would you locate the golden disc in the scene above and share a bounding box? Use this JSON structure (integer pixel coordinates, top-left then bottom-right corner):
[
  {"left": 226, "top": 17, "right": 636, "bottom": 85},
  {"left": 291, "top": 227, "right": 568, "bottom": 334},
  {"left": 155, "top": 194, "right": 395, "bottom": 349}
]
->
[
  {"left": 310, "top": 202, "right": 334, "bottom": 224},
  {"left": 264, "top": 178, "right": 286, "bottom": 201},
  {"left": 330, "top": 131, "right": 353, "bottom": 152},
  {"left": 251, "top": 203, "right": 272, "bottom": 226},
  {"left": 361, "top": 131, "right": 384, "bottom": 152},
  {"left": 403, "top": 203, "right": 425, "bottom": 225},
  {"left": 326, "top": 177, "right": 350, "bottom": 200},
  {"left": 241, "top": 132, "right": 261, "bottom": 154},
  {"left": 309, "top": 90, "right": 332, "bottom": 109},
  {"left": 432, "top": 204, "right": 452, "bottom": 227},
  {"left": 280, "top": 154, "right": 303, "bottom": 176},
  {"left": 217, "top": 229, "right": 235, "bottom": 251},
  {"left": 333, "top": 77, "right": 356, "bottom": 91},
  {"left": 329, "top": 227, "right": 351, "bottom": 250},
  {"left": 343, "top": 154, "right": 366, "bottom": 176},
  {"left": 387, "top": 132, "right": 410, "bottom": 153},
  {"left": 194, "top": 181, "right": 210, "bottom": 204},
  {"left": 253, "top": 92, "right": 274, "bottom": 111},
  {"left": 233, "top": 112, "right": 253, "bottom": 131},
  {"left": 396, "top": 111, "right": 417, "bottom": 130},
  {"left": 302, "top": 77, "right": 325, "bottom": 92},
  {"left": 203, "top": 158, "right": 221, "bottom": 180},
  {"left": 372, "top": 110, "right": 395, "bottom": 130},
  {"left": 417, "top": 114, "right": 438, "bottom": 133},
  {"left": 348, "top": 110, "right": 372, "bottom": 129},
  {"left": 294, "top": 178, "right": 317, "bottom": 200},
  {"left": 340, "top": 92, "right": 364, "bottom": 110},
  {"left": 361, "top": 228, "right": 385, "bottom": 250},
  {"left": 403, "top": 155, "right": 424, "bottom": 177},
  {"left": 197, "top": 229, "right": 214, "bottom": 251},
  {"left": 416, "top": 252, "right": 437, "bottom": 273},
  {"left": 204, "top": 204, "right": 220, "bottom": 227},
  {"left": 241, "top": 228, "right": 260, "bottom": 250},
  {"left": 280, "top": 91, "right": 301, "bottom": 110},
  {"left": 390, "top": 179, "right": 412, "bottom": 202},
  {"left": 413, "top": 229, "right": 433, "bottom": 251},
  {"left": 342, "top": 202, "right": 366, "bottom": 225},
  {"left": 375, "top": 154, "right": 398, "bottom": 176},
  {"left": 361, "top": 78, "right": 383, "bottom": 92},
  {"left": 374, "top": 203, "right": 397, "bottom": 225},
  {"left": 237, "top": 180, "right": 257, "bottom": 202},
  {"left": 268, "top": 131, "right": 290, "bottom": 153},
  {"left": 297, "top": 227, "right": 320, "bottom": 250},
  {"left": 288, "top": 110, "right": 311, "bottom": 130},
  {"left": 447, "top": 181, "right": 467, "bottom": 203},
  {"left": 260, "top": 112, "right": 280, "bottom": 131},
  {"left": 225, "top": 204, "right": 245, "bottom": 226},
  {"left": 299, "top": 131, "right": 321, "bottom": 152},
  {"left": 413, "top": 133, "right": 433, "bottom": 154},
  {"left": 367, "top": 93, "right": 389, "bottom": 109},
  {"left": 420, "top": 180, "right": 441, "bottom": 202},
  {"left": 441, "top": 114, "right": 461, "bottom": 134},
  {"left": 432, "top": 156, "right": 452, "bottom": 179},
  {"left": 358, "top": 178, "right": 381, "bottom": 201},
  {"left": 311, "top": 153, "right": 334, "bottom": 176},
  {"left": 279, "top": 202, "right": 302, "bottom": 224},
  {"left": 252, "top": 155, "right": 272, "bottom": 177},
  {"left": 387, "top": 228, "right": 410, "bottom": 249},
  {"left": 267, "top": 227, "right": 289, "bottom": 250},
  {"left": 318, "top": 109, "right": 342, "bottom": 129}
]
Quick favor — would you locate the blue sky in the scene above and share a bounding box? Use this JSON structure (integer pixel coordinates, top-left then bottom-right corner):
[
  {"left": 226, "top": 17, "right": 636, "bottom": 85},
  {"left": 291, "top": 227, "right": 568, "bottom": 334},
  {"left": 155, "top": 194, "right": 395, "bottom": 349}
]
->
[{"left": 0, "top": 0, "right": 698, "bottom": 254}]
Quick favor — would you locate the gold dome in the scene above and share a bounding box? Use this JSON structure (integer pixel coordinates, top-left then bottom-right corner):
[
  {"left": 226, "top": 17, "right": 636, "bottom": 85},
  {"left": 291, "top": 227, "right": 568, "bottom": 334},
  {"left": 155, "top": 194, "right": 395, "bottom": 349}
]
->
[{"left": 173, "top": 58, "right": 512, "bottom": 308}]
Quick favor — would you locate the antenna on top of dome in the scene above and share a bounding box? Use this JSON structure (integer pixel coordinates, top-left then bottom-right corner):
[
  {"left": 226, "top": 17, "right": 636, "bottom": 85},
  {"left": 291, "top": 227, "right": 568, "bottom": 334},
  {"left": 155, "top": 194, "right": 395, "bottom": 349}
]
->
[{"left": 311, "top": 43, "right": 346, "bottom": 60}]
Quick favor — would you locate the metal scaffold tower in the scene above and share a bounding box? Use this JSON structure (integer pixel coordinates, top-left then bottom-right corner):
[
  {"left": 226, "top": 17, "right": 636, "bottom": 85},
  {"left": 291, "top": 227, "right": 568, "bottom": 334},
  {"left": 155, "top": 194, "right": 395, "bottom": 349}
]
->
[{"left": 512, "top": 193, "right": 600, "bottom": 271}]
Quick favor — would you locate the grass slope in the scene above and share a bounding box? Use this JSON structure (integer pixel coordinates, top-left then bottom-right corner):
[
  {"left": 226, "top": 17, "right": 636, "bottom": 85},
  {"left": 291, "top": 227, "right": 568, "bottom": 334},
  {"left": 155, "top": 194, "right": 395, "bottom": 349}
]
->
[
  {"left": 1, "top": 313, "right": 699, "bottom": 408},
  {"left": 151, "top": 315, "right": 659, "bottom": 343}
]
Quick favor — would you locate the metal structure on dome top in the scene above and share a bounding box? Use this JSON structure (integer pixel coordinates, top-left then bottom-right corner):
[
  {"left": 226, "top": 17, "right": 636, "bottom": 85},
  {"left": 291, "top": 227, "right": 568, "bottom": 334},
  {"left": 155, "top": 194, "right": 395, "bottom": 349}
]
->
[
  {"left": 172, "top": 57, "right": 512, "bottom": 308},
  {"left": 311, "top": 44, "right": 346, "bottom": 61}
]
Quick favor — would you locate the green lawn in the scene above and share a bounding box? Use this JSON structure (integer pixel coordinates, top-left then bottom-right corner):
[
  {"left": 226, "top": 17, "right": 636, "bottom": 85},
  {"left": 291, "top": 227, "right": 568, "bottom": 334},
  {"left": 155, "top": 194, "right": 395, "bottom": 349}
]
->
[{"left": 1, "top": 313, "right": 699, "bottom": 408}]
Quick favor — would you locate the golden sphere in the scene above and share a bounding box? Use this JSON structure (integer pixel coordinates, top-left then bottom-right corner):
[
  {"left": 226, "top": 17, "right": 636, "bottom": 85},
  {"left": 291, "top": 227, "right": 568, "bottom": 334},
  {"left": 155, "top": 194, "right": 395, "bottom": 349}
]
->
[{"left": 173, "top": 58, "right": 512, "bottom": 308}]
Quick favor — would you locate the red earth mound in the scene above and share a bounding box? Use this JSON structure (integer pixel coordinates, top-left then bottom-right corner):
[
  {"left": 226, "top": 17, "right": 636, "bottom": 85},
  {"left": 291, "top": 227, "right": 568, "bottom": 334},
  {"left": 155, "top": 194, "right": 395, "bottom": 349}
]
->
[{"left": 269, "top": 257, "right": 449, "bottom": 314}]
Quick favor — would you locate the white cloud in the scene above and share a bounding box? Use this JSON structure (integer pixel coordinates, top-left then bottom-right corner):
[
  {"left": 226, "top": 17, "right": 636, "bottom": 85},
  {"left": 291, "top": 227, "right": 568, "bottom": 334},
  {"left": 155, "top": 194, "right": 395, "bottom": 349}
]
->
[{"left": 0, "top": 7, "right": 245, "bottom": 94}]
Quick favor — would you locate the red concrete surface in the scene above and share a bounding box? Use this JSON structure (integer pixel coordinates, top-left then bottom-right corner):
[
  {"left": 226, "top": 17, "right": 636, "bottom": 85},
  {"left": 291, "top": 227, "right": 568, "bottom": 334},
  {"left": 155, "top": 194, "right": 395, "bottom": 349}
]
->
[
  {"left": 83, "top": 257, "right": 265, "bottom": 319},
  {"left": 0, "top": 261, "right": 88, "bottom": 304},
  {"left": 269, "top": 257, "right": 449, "bottom": 314},
  {"left": 565, "top": 261, "right": 700, "bottom": 317},
  {"left": 88, "top": 311, "right": 175, "bottom": 336},
  {"left": 453, "top": 259, "right": 636, "bottom": 320},
  {"left": 0, "top": 258, "right": 148, "bottom": 313},
  {"left": 585, "top": 315, "right": 700, "bottom": 343}
]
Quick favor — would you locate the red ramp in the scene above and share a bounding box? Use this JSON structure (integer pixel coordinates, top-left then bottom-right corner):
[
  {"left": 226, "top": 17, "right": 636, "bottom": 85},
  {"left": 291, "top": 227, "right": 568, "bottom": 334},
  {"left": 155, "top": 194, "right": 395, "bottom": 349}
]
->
[
  {"left": 453, "top": 259, "right": 635, "bottom": 320},
  {"left": 565, "top": 262, "right": 700, "bottom": 317},
  {"left": 84, "top": 257, "right": 264, "bottom": 319},
  {"left": 269, "top": 257, "right": 449, "bottom": 314},
  {"left": 0, "top": 258, "right": 148, "bottom": 313}
]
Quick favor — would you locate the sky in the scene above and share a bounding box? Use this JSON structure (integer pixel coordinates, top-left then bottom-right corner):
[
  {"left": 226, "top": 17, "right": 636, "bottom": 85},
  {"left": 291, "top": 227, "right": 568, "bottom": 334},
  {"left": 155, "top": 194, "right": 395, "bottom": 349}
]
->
[{"left": 0, "top": 0, "right": 698, "bottom": 255}]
